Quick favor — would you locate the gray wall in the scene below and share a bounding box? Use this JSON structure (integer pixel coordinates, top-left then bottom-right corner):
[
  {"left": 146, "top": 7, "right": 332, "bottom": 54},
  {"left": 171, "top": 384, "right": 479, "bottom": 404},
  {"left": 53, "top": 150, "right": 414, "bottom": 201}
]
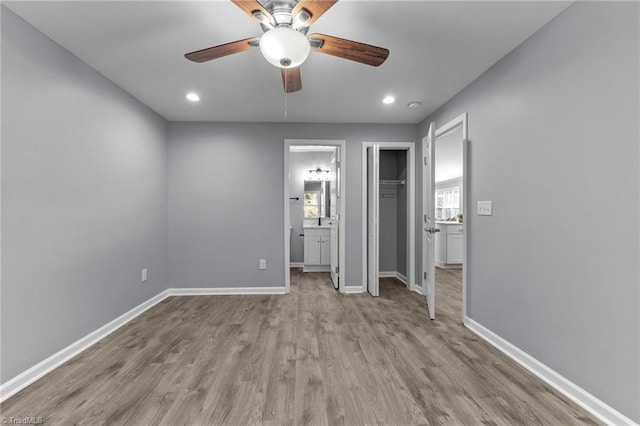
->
[
  {"left": 418, "top": 2, "right": 639, "bottom": 421},
  {"left": 168, "top": 122, "right": 417, "bottom": 288},
  {"left": 378, "top": 150, "right": 408, "bottom": 276},
  {"left": 289, "top": 151, "right": 333, "bottom": 263},
  {"left": 1, "top": 8, "right": 169, "bottom": 382},
  {"left": 379, "top": 151, "right": 398, "bottom": 272}
]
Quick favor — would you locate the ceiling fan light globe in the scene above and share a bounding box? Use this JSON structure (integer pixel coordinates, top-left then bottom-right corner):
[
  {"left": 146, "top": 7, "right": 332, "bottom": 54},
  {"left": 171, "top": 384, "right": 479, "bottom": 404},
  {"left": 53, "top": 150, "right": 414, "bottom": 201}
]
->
[{"left": 259, "top": 27, "right": 310, "bottom": 69}]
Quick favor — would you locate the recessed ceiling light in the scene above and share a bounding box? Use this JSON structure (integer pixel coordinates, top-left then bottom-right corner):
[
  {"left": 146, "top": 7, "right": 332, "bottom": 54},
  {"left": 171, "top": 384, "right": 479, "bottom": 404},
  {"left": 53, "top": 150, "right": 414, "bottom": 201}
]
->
[
  {"left": 407, "top": 101, "right": 422, "bottom": 109},
  {"left": 186, "top": 92, "right": 200, "bottom": 102},
  {"left": 382, "top": 95, "right": 396, "bottom": 105}
]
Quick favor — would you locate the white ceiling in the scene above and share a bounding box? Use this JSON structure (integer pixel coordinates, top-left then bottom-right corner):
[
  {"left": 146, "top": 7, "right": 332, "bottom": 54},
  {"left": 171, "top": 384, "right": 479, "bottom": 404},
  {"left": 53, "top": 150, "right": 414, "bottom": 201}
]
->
[
  {"left": 5, "top": 1, "right": 571, "bottom": 124},
  {"left": 435, "top": 126, "right": 463, "bottom": 182}
]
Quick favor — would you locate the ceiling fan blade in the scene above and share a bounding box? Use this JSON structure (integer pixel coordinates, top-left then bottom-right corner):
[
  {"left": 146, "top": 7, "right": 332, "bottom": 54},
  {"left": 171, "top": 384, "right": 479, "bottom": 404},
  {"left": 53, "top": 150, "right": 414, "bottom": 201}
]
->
[
  {"left": 281, "top": 67, "right": 302, "bottom": 93},
  {"left": 309, "top": 33, "right": 389, "bottom": 67},
  {"left": 292, "top": 0, "right": 338, "bottom": 26},
  {"left": 231, "top": 0, "right": 275, "bottom": 24},
  {"left": 185, "top": 38, "right": 258, "bottom": 63}
]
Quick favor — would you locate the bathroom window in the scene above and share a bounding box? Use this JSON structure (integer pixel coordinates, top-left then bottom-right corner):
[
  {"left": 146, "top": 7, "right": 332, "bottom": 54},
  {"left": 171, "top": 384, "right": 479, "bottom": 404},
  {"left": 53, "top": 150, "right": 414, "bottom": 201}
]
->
[
  {"left": 435, "top": 187, "right": 460, "bottom": 220},
  {"left": 304, "top": 191, "right": 319, "bottom": 218}
]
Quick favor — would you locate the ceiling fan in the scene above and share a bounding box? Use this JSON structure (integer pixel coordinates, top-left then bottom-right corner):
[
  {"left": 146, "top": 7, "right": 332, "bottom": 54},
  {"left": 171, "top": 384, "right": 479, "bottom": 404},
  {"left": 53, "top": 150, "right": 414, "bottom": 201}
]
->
[{"left": 184, "top": 0, "right": 390, "bottom": 93}]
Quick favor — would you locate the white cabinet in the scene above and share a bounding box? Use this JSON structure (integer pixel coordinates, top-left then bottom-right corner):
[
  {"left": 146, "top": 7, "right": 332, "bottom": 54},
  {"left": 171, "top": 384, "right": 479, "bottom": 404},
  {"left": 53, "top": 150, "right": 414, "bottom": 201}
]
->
[
  {"left": 435, "top": 223, "right": 463, "bottom": 269},
  {"left": 304, "top": 235, "right": 321, "bottom": 265},
  {"left": 321, "top": 233, "right": 332, "bottom": 266},
  {"left": 303, "top": 228, "right": 331, "bottom": 272},
  {"left": 447, "top": 234, "right": 463, "bottom": 264}
]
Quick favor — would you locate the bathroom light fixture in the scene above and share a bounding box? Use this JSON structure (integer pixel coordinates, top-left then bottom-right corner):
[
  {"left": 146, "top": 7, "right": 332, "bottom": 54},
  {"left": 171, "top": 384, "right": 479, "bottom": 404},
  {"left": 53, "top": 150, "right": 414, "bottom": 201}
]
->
[
  {"left": 306, "top": 167, "right": 331, "bottom": 181},
  {"left": 382, "top": 95, "right": 396, "bottom": 105},
  {"left": 185, "top": 92, "right": 200, "bottom": 102},
  {"left": 259, "top": 27, "right": 311, "bottom": 69}
]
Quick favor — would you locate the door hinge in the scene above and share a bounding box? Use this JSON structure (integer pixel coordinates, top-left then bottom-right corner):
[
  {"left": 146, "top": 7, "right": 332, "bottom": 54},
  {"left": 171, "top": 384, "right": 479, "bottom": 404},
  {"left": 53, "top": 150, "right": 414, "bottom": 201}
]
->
[
  {"left": 424, "top": 272, "right": 427, "bottom": 280},
  {"left": 424, "top": 214, "right": 427, "bottom": 223},
  {"left": 336, "top": 267, "right": 340, "bottom": 274},
  {"left": 424, "top": 157, "right": 427, "bottom": 166}
]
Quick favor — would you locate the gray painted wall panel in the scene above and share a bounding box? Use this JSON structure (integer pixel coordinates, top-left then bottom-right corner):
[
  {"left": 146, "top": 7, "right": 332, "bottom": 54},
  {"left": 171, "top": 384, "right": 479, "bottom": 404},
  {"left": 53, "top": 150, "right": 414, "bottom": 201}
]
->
[
  {"left": 418, "top": 2, "right": 639, "bottom": 421},
  {"left": 379, "top": 151, "right": 398, "bottom": 272},
  {"left": 168, "top": 123, "right": 417, "bottom": 288},
  {"left": 378, "top": 150, "right": 408, "bottom": 276},
  {"left": 1, "top": 8, "right": 168, "bottom": 382}
]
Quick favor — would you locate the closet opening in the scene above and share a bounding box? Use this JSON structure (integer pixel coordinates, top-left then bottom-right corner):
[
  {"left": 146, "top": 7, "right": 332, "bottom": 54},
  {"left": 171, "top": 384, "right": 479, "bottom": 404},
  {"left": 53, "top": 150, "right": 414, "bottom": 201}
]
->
[{"left": 361, "top": 142, "right": 416, "bottom": 297}]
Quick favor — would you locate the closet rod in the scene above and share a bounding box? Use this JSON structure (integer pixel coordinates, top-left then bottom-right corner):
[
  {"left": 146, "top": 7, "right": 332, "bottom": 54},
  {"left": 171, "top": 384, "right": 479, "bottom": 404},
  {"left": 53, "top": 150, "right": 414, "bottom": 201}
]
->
[{"left": 379, "top": 179, "right": 405, "bottom": 185}]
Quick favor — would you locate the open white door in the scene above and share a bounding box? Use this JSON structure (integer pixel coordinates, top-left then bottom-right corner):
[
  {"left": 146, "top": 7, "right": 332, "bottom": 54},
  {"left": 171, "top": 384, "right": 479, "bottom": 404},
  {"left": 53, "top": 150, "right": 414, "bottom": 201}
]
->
[
  {"left": 330, "top": 148, "right": 340, "bottom": 289},
  {"left": 367, "top": 145, "right": 380, "bottom": 296},
  {"left": 422, "top": 124, "right": 437, "bottom": 319}
]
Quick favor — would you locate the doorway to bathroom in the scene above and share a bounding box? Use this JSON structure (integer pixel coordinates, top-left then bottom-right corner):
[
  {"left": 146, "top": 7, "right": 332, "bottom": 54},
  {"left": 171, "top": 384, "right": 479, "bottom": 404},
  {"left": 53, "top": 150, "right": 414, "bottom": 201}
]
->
[{"left": 284, "top": 139, "right": 346, "bottom": 293}]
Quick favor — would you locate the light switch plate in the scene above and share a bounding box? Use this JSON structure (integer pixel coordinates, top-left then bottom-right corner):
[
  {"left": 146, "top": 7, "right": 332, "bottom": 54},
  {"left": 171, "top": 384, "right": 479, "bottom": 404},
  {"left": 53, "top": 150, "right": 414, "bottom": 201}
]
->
[
  {"left": 141, "top": 268, "right": 148, "bottom": 282},
  {"left": 477, "top": 201, "right": 493, "bottom": 216}
]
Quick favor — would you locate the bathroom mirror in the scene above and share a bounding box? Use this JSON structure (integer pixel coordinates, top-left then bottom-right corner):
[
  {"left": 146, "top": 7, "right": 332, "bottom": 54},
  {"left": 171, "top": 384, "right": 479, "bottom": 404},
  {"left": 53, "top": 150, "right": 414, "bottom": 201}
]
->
[{"left": 303, "top": 180, "right": 331, "bottom": 218}]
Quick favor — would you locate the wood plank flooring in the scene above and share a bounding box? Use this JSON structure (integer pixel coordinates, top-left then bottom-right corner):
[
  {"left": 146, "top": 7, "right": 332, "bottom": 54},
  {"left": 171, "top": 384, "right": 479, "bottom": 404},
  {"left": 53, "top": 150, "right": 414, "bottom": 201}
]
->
[{"left": 1, "top": 269, "right": 601, "bottom": 425}]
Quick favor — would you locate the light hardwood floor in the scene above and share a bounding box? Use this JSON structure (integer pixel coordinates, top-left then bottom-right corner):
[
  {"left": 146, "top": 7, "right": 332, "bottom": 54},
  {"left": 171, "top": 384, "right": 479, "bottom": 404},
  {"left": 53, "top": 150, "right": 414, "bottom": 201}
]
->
[{"left": 1, "top": 269, "right": 600, "bottom": 425}]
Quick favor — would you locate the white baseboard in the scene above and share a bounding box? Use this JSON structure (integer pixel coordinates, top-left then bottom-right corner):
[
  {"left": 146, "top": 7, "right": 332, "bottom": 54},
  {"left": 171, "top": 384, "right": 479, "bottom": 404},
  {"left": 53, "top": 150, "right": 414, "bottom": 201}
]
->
[
  {"left": 289, "top": 262, "right": 304, "bottom": 268},
  {"left": 435, "top": 261, "right": 462, "bottom": 270},
  {"left": 465, "top": 317, "right": 638, "bottom": 426},
  {"left": 169, "top": 287, "right": 287, "bottom": 296},
  {"left": 379, "top": 271, "right": 407, "bottom": 285},
  {"left": 343, "top": 286, "right": 365, "bottom": 294},
  {"left": 0, "top": 289, "right": 172, "bottom": 402},
  {"left": 411, "top": 284, "right": 425, "bottom": 296},
  {"left": 302, "top": 265, "right": 331, "bottom": 273}
]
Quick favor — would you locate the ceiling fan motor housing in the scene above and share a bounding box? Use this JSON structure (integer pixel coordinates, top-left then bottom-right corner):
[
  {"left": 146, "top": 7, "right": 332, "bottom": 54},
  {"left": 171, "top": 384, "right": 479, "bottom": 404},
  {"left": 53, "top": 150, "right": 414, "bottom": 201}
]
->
[{"left": 258, "top": 0, "right": 310, "bottom": 34}]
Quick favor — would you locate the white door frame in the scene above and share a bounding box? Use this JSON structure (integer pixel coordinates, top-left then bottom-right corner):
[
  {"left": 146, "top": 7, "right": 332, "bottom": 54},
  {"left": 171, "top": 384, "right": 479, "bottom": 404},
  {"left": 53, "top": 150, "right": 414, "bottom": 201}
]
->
[
  {"left": 431, "top": 113, "right": 468, "bottom": 321},
  {"left": 366, "top": 145, "right": 380, "bottom": 296},
  {"left": 361, "top": 141, "right": 416, "bottom": 293},
  {"left": 284, "top": 139, "right": 347, "bottom": 293}
]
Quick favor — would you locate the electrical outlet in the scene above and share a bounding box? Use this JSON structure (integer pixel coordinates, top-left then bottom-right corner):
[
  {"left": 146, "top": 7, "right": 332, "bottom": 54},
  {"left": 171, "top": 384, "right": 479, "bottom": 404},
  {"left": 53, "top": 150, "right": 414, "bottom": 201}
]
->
[
  {"left": 477, "top": 201, "right": 493, "bottom": 216},
  {"left": 141, "top": 268, "right": 148, "bottom": 282},
  {"left": 259, "top": 259, "right": 266, "bottom": 270}
]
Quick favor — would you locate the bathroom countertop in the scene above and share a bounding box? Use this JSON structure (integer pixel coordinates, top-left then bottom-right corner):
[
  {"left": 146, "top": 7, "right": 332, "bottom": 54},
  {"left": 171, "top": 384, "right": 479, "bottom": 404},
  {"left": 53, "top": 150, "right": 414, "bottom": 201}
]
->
[{"left": 303, "top": 224, "right": 332, "bottom": 229}]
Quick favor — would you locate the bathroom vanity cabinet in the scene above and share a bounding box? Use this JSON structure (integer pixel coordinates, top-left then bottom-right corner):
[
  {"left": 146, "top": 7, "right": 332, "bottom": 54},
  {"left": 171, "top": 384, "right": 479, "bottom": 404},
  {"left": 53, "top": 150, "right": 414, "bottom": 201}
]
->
[{"left": 303, "top": 227, "right": 331, "bottom": 272}]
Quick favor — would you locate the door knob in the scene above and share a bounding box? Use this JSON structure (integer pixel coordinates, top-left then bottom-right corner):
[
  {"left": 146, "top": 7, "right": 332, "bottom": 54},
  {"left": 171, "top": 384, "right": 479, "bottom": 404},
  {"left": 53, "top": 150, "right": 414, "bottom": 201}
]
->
[{"left": 425, "top": 227, "right": 440, "bottom": 234}]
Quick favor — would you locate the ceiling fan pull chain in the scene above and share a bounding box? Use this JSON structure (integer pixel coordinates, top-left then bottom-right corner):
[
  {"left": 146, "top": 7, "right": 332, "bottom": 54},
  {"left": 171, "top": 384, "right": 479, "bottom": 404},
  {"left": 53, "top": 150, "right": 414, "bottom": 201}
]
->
[{"left": 284, "top": 91, "right": 288, "bottom": 122}]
